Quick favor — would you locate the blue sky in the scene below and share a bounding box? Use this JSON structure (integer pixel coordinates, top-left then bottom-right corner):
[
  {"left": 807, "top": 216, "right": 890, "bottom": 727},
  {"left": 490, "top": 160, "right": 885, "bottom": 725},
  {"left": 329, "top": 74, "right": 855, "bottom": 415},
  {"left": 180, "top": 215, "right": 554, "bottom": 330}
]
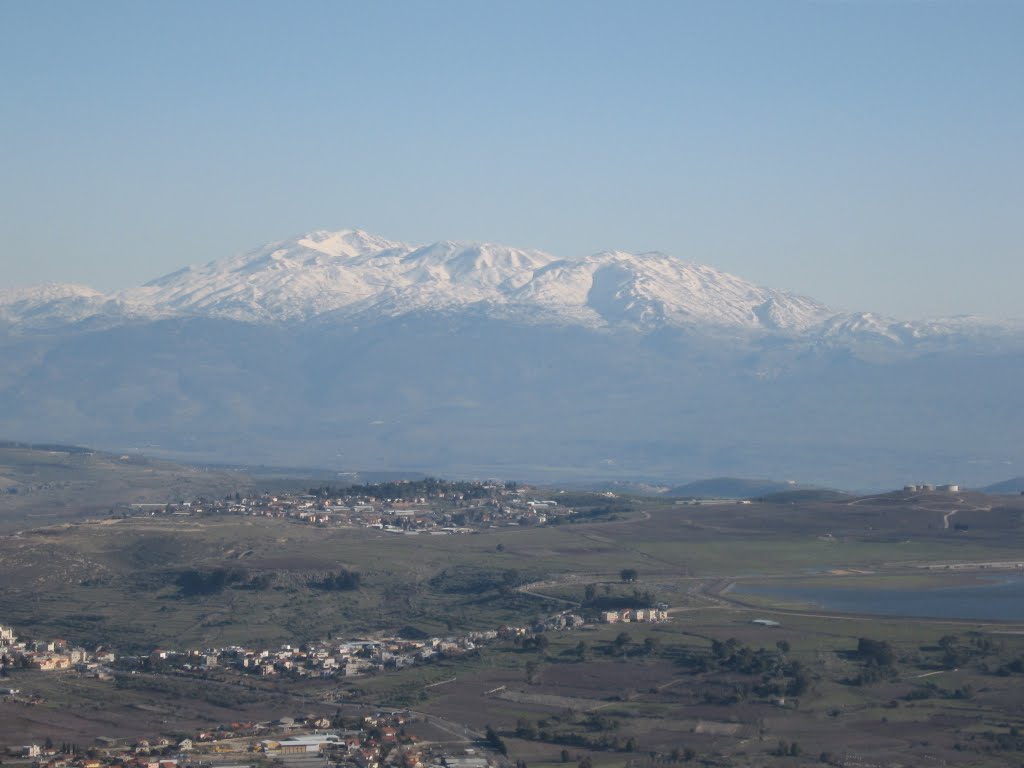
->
[{"left": 2, "top": 1, "right": 1021, "bottom": 318}]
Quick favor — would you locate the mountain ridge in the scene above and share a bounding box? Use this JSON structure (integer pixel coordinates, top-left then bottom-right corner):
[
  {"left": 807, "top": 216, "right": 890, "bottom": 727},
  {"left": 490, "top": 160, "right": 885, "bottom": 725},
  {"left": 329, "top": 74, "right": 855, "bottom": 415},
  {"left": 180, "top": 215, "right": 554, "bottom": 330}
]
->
[
  {"left": 3, "top": 228, "right": 1023, "bottom": 488},
  {"left": 5, "top": 227, "right": 998, "bottom": 343}
]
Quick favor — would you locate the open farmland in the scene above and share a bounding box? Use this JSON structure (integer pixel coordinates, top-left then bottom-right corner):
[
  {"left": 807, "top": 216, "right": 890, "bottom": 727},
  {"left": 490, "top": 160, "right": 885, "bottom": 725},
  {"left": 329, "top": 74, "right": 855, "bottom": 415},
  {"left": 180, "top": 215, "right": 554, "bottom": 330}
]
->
[
  {"left": 0, "top": 444, "right": 257, "bottom": 533},
  {"left": 2, "top": 480, "right": 1024, "bottom": 764}
]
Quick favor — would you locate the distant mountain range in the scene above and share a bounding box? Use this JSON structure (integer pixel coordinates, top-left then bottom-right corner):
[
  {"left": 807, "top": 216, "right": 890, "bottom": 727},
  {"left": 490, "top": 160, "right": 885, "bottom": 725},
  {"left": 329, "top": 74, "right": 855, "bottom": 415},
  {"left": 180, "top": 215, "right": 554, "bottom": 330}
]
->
[
  {"left": 2, "top": 228, "right": 1023, "bottom": 488},
  {"left": 3, "top": 229, "right": 1019, "bottom": 342},
  {"left": 981, "top": 478, "right": 1024, "bottom": 495}
]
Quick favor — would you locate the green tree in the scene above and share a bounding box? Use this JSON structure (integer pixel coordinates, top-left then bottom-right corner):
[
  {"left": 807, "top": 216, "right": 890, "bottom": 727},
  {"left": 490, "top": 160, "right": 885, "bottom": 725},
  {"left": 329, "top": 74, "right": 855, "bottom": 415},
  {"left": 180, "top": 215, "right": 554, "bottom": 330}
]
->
[
  {"left": 485, "top": 725, "right": 507, "bottom": 755},
  {"left": 614, "top": 631, "right": 632, "bottom": 652},
  {"left": 515, "top": 719, "right": 537, "bottom": 739},
  {"left": 575, "top": 640, "right": 589, "bottom": 662}
]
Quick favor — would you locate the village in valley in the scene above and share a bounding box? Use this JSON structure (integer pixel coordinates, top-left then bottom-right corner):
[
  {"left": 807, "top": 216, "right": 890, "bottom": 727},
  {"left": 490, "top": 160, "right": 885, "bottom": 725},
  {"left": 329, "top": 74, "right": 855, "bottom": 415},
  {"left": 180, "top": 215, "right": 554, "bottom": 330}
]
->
[{"left": 112, "top": 480, "right": 613, "bottom": 533}]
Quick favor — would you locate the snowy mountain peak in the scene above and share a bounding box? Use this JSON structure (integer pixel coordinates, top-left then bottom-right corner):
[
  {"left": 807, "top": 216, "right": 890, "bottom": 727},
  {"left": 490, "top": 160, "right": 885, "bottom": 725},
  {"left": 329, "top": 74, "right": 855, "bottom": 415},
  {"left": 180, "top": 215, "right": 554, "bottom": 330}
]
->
[{"left": 294, "top": 228, "right": 406, "bottom": 258}]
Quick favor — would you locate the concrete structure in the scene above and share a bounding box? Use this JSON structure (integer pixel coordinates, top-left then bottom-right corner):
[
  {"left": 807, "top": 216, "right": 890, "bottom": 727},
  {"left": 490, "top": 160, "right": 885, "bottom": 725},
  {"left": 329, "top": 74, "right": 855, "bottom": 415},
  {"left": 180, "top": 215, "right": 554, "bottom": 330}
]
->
[{"left": 265, "top": 735, "right": 340, "bottom": 754}]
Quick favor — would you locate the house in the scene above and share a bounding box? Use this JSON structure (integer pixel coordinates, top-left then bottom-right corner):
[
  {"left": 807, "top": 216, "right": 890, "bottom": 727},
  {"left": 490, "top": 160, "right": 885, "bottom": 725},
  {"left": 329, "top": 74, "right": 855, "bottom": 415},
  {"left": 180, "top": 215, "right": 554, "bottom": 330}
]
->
[{"left": 31, "top": 655, "right": 72, "bottom": 670}]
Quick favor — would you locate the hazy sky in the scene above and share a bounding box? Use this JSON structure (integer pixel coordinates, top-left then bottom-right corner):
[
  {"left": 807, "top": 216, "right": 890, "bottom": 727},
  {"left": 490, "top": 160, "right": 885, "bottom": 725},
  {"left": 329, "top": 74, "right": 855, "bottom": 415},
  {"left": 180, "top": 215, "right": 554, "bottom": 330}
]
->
[{"left": 2, "top": 1, "right": 1021, "bottom": 319}]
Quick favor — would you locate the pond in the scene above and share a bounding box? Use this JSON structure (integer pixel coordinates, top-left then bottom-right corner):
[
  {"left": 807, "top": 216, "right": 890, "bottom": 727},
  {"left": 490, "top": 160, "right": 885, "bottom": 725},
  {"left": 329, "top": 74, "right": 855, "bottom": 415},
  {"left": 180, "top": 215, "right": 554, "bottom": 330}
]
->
[{"left": 733, "top": 574, "right": 1024, "bottom": 621}]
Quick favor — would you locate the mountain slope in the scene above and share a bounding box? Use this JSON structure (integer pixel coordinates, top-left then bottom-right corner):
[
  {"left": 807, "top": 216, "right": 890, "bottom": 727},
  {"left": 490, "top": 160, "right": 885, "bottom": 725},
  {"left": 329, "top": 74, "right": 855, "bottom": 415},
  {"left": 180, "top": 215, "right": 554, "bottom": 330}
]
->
[{"left": 2, "top": 228, "right": 836, "bottom": 332}]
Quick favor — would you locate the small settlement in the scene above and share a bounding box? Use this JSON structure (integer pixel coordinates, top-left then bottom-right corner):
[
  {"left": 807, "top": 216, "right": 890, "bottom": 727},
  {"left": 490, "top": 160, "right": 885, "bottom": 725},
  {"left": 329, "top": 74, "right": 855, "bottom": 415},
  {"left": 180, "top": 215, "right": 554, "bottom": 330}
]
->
[
  {"left": 0, "top": 625, "right": 115, "bottom": 676},
  {"left": 9, "top": 708, "right": 498, "bottom": 768},
  {"left": 2, "top": 601, "right": 668, "bottom": 683},
  {"left": 117, "top": 481, "right": 584, "bottom": 533}
]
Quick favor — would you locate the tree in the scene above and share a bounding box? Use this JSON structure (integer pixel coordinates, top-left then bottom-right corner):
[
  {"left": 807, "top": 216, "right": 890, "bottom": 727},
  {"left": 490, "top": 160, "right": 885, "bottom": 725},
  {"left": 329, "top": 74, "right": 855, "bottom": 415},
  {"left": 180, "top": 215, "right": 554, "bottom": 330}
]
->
[
  {"left": 787, "top": 662, "right": 811, "bottom": 696},
  {"left": 534, "top": 633, "right": 550, "bottom": 654},
  {"left": 485, "top": 725, "right": 507, "bottom": 755},
  {"left": 575, "top": 640, "right": 589, "bottom": 662},
  {"left": 711, "top": 637, "right": 738, "bottom": 661},
  {"left": 643, "top": 637, "right": 659, "bottom": 655},
  {"left": 620, "top": 568, "right": 638, "bottom": 583},
  {"left": 856, "top": 638, "right": 894, "bottom": 667},
  {"left": 515, "top": 719, "right": 537, "bottom": 739},
  {"left": 584, "top": 584, "right": 597, "bottom": 602}
]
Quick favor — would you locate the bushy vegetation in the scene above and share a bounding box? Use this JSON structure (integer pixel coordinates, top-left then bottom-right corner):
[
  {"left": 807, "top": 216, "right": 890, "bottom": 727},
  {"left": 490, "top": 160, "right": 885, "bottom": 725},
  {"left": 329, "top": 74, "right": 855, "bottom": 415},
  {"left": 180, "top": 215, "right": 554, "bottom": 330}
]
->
[
  {"left": 312, "top": 568, "right": 362, "bottom": 591},
  {"left": 175, "top": 568, "right": 246, "bottom": 597},
  {"left": 429, "top": 566, "right": 527, "bottom": 595}
]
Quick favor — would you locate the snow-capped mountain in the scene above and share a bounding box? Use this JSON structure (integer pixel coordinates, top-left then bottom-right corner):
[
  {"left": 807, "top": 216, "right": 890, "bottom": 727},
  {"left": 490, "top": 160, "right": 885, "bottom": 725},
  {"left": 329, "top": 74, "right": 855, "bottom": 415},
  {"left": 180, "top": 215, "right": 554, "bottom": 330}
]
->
[
  {"left": 3, "top": 227, "right": 1023, "bottom": 488},
  {"left": 1, "top": 228, "right": 838, "bottom": 333}
]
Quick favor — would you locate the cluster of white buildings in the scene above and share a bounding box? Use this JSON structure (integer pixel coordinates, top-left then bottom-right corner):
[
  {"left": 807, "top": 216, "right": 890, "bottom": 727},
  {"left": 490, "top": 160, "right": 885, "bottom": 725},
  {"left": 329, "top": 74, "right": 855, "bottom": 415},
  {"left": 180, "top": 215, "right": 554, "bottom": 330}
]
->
[
  {"left": 600, "top": 608, "right": 670, "bottom": 624},
  {"left": 129, "top": 486, "right": 573, "bottom": 532},
  {"left": 0, "top": 623, "right": 115, "bottom": 674},
  {"left": 147, "top": 628, "right": 523, "bottom": 680}
]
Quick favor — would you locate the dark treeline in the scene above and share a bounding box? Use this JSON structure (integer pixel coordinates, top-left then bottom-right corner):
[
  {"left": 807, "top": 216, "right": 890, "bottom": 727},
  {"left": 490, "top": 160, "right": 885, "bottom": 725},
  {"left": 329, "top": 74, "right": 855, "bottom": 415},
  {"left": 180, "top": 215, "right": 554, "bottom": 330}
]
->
[{"left": 309, "top": 477, "right": 510, "bottom": 501}]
